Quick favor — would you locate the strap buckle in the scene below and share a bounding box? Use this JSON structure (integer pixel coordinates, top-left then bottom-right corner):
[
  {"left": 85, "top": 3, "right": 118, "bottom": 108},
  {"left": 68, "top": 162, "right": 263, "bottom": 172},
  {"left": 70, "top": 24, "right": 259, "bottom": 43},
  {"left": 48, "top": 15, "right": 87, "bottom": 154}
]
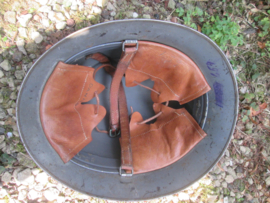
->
[
  {"left": 109, "top": 129, "right": 120, "bottom": 138},
  {"left": 122, "top": 40, "right": 138, "bottom": 52},
  {"left": 119, "top": 166, "right": 134, "bottom": 177}
]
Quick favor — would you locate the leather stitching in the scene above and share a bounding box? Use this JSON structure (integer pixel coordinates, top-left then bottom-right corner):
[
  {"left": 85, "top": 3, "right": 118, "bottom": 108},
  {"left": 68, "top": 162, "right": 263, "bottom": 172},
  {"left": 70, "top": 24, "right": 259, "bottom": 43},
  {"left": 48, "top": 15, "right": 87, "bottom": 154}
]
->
[
  {"left": 131, "top": 113, "right": 183, "bottom": 138},
  {"left": 64, "top": 73, "right": 90, "bottom": 157},
  {"left": 175, "top": 112, "right": 204, "bottom": 138},
  {"left": 127, "top": 67, "right": 180, "bottom": 97}
]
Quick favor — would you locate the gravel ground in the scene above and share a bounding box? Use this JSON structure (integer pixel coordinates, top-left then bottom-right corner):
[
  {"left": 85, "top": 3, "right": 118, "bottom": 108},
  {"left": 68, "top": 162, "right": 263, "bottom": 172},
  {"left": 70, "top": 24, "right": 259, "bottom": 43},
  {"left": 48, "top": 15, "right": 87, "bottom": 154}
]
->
[{"left": 0, "top": 0, "right": 270, "bottom": 202}]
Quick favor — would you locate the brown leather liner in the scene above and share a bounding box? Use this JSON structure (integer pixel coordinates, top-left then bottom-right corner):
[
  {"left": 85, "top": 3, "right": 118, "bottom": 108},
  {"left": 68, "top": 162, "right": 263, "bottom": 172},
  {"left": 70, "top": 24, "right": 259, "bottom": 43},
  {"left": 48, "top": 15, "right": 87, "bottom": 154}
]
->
[
  {"left": 40, "top": 62, "right": 106, "bottom": 163},
  {"left": 130, "top": 104, "right": 206, "bottom": 174},
  {"left": 125, "top": 41, "right": 211, "bottom": 104}
]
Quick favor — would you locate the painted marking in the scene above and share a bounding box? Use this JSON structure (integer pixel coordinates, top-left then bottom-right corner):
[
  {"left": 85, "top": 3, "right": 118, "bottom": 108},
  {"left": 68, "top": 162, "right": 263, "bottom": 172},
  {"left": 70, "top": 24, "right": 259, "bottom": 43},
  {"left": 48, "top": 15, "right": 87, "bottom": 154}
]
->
[
  {"left": 207, "top": 61, "right": 219, "bottom": 77},
  {"left": 213, "top": 82, "right": 224, "bottom": 108}
]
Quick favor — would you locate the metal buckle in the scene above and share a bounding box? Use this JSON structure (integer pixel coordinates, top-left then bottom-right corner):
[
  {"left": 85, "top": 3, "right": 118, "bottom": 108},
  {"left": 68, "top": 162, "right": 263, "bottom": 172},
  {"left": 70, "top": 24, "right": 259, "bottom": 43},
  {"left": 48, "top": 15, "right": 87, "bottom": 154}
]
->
[
  {"left": 122, "top": 40, "right": 139, "bottom": 52},
  {"left": 119, "top": 166, "right": 134, "bottom": 177},
  {"left": 109, "top": 129, "right": 120, "bottom": 138}
]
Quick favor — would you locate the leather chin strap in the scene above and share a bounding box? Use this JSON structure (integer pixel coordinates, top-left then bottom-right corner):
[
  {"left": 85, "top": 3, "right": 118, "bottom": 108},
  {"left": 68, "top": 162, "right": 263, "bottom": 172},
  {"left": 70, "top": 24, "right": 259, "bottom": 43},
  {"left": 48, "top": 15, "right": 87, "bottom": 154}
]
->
[{"left": 109, "top": 41, "right": 138, "bottom": 175}]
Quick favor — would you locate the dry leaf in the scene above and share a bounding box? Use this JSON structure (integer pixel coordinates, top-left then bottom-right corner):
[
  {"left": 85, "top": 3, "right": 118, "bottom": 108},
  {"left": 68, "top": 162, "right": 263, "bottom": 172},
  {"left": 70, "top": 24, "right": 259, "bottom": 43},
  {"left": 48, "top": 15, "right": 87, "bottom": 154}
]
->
[
  {"left": 258, "top": 41, "right": 266, "bottom": 49},
  {"left": 197, "top": 24, "right": 201, "bottom": 32},
  {"left": 259, "top": 103, "right": 267, "bottom": 109}
]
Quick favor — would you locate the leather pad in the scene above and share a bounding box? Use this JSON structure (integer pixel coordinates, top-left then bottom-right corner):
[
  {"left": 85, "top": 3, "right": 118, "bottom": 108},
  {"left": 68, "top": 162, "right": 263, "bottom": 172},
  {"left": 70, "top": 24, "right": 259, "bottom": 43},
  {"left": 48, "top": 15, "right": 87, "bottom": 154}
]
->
[
  {"left": 125, "top": 41, "right": 211, "bottom": 104},
  {"left": 40, "top": 62, "right": 106, "bottom": 163},
  {"left": 130, "top": 104, "right": 206, "bottom": 174}
]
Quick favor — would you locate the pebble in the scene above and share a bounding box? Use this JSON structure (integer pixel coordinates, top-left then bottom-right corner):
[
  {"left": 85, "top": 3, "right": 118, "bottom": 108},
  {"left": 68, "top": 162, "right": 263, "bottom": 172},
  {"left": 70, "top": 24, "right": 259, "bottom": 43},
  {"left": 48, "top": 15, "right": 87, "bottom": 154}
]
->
[
  {"left": 96, "top": 0, "right": 104, "bottom": 7},
  {"left": 43, "top": 188, "right": 60, "bottom": 201},
  {"left": 247, "top": 178, "right": 253, "bottom": 185},
  {"left": 41, "top": 18, "right": 50, "bottom": 27},
  {"left": 61, "top": 6, "right": 71, "bottom": 19},
  {"left": 12, "top": 50, "right": 23, "bottom": 62},
  {"left": 18, "top": 189, "right": 27, "bottom": 200},
  {"left": 18, "top": 27, "right": 28, "bottom": 39},
  {"left": 39, "top": 5, "right": 52, "bottom": 13},
  {"left": 70, "top": 1, "right": 77, "bottom": 10},
  {"left": 17, "top": 168, "right": 35, "bottom": 185},
  {"left": 31, "top": 31, "right": 44, "bottom": 44},
  {"left": 17, "top": 152, "right": 36, "bottom": 168},
  {"left": 28, "top": 189, "right": 42, "bottom": 200},
  {"left": 101, "top": 10, "right": 110, "bottom": 19},
  {"left": 107, "top": 2, "right": 115, "bottom": 10},
  {"left": 143, "top": 14, "right": 151, "bottom": 19},
  {"left": 31, "top": 168, "right": 40, "bottom": 176},
  {"left": 125, "top": 11, "right": 133, "bottom": 18},
  {"left": 36, "top": 0, "right": 48, "bottom": 5},
  {"left": 7, "top": 132, "right": 13, "bottom": 138},
  {"left": 4, "top": 11, "right": 16, "bottom": 24},
  {"left": 17, "top": 14, "right": 32, "bottom": 27},
  {"left": 91, "top": 6, "right": 102, "bottom": 14},
  {"left": 178, "top": 192, "right": 189, "bottom": 200},
  {"left": 110, "top": 11, "right": 116, "bottom": 17},
  {"left": 63, "top": 0, "right": 72, "bottom": 7},
  {"left": 0, "top": 135, "right": 5, "bottom": 143},
  {"left": 0, "top": 188, "right": 7, "bottom": 198},
  {"left": 53, "top": 4, "right": 61, "bottom": 11},
  {"left": 265, "top": 176, "right": 270, "bottom": 186},
  {"left": 1, "top": 172, "right": 12, "bottom": 182},
  {"left": 225, "top": 175, "right": 234, "bottom": 183},
  {"left": 56, "top": 21, "right": 67, "bottom": 30},
  {"left": 167, "top": 0, "right": 176, "bottom": 10},
  {"left": 133, "top": 12, "right": 138, "bottom": 18},
  {"left": 0, "top": 60, "right": 11, "bottom": 71},
  {"left": 0, "top": 70, "right": 4, "bottom": 78},
  {"left": 35, "top": 172, "right": 49, "bottom": 185}
]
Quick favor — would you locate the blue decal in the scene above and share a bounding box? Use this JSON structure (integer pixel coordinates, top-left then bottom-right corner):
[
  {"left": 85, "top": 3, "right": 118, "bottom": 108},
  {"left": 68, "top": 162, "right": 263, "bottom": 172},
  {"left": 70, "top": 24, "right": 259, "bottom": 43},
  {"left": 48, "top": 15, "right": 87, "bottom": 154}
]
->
[{"left": 213, "top": 82, "right": 223, "bottom": 108}]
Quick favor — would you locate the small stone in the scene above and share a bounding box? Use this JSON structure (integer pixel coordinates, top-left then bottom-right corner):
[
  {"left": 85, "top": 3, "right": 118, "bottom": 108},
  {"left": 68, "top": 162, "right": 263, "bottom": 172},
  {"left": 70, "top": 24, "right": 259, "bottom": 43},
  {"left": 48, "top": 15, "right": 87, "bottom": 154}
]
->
[
  {"left": 265, "top": 176, "right": 270, "bottom": 186},
  {"left": 63, "top": 0, "right": 72, "bottom": 7},
  {"left": 25, "top": 43, "right": 38, "bottom": 54},
  {"left": 230, "top": 191, "right": 235, "bottom": 196},
  {"left": 53, "top": 4, "right": 61, "bottom": 11},
  {"left": 0, "top": 60, "right": 11, "bottom": 71},
  {"left": 0, "top": 70, "right": 4, "bottom": 78},
  {"left": 18, "top": 189, "right": 27, "bottom": 200},
  {"left": 176, "top": 2, "right": 185, "bottom": 9},
  {"left": 0, "top": 135, "right": 5, "bottom": 143},
  {"left": 31, "top": 31, "right": 44, "bottom": 44},
  {"left": 107, "top": 2, "right": 115, "bottom": 10},
  {"left": 55, "top": 12, "right": 66, "bottom": 21},
  {"left": 0, "top": 142, "right": 6, "bottom": 149},
  {"left": 101, "top": 10, "right": 110, "bottom": 19},
  {"left": 66, "top": 19, "right": 75, "bottom": 27},
  {"left": 143, "top": 14, "right": 151, "bottom": 19},
  {"left": 7, "top": 132, "right": 13, "bottom": 138},
  {"left": 34, "top": 183, "right": 44, "bottom": 191},
  {"left": 225, "top": 175, "right": 234, "bottom": 183},
  {"left": 0, "top": 127, "right": 5, "bottom": 134},
  {"left": 207, "top": 195, "right": 218, "bottom": 203},
  {"left": 31, "top": 168, "right": 40, "bottom": 175},
  {"left": 178, "top": 192, "right": 189, "bottom": 200},
  {"left": 61, "top": 6, "right": 70, "bottom": 19},
  {"left": 91, "top": 6, "right": 102, "bottom": 14},
  {"left": 243, "top": 28, "right": 257, "bottom": 34},
  {"left": 16, "top": 38, "right": 27, "bottom": 55},
  {"left": 224, "top": 196, "right": 229, "bottom": 203},
  {"left": 96, "top": 0, "right": 106, "bottom": 7},
  {"left": 17, "top": 152, "right": 36, "bottom": 168},
  {"left": 43, "top": 188, "right": 60, "bottom": 201},
  {"left": 17, "top": 14, "right": 32, "bottom": 27},
  {"left": 70, "top": 1, "right": 77, "bottom": 10},
  {"left": 168, "top": 0, "right": 176, "bottom": 9},
  {"left": 12, "top": 51, "right": 23, "bottom": 62},
  {"left": 17, "top": 169, "right": 35, "bottom": 185},
  {"left": 18, "top": 27, "right": 28, "bottom": 38},
  {"left": 28, "top": 189, "right": 42, "bottom": 200},
  {"left": 0, "top": 188, "right": 7, "bottom": 198},
  {"left": 36, "top": 172, "right": 49, "bottom": 185},
  {"left": 110, "top": 11, "right": 116, "bottom": 17},
  {"left": 222, "top": 181, "right": 227, "bottom": 188},
  {"left": 56, "top": 21, "right": 66, "bottom": 30},
  {"left": 133, "top": 12, "right": 138, "bottom": 18},
  {"left": 85, "top": 0, "right": 95, "bottom": 3},
  {"left": 41, "top": 18, "right": 50, "bottom": 28},
  {"left": 39, "top": 5, "right": 52, "bottom": 12},
  {"left": 1, "top": 172, "right": 12, "bottom": 182},
  {"left": 4, "top": 11, "right": 16, "bottom": 24},
  {"left": 125, "top": 11, "right": 133, "bottom": 18},
  {"left": 248, "top": 178, "right": 253, "bottom": 185},
  {"left": 36, "top": 0, "right": 48, "bottom": 5}
]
